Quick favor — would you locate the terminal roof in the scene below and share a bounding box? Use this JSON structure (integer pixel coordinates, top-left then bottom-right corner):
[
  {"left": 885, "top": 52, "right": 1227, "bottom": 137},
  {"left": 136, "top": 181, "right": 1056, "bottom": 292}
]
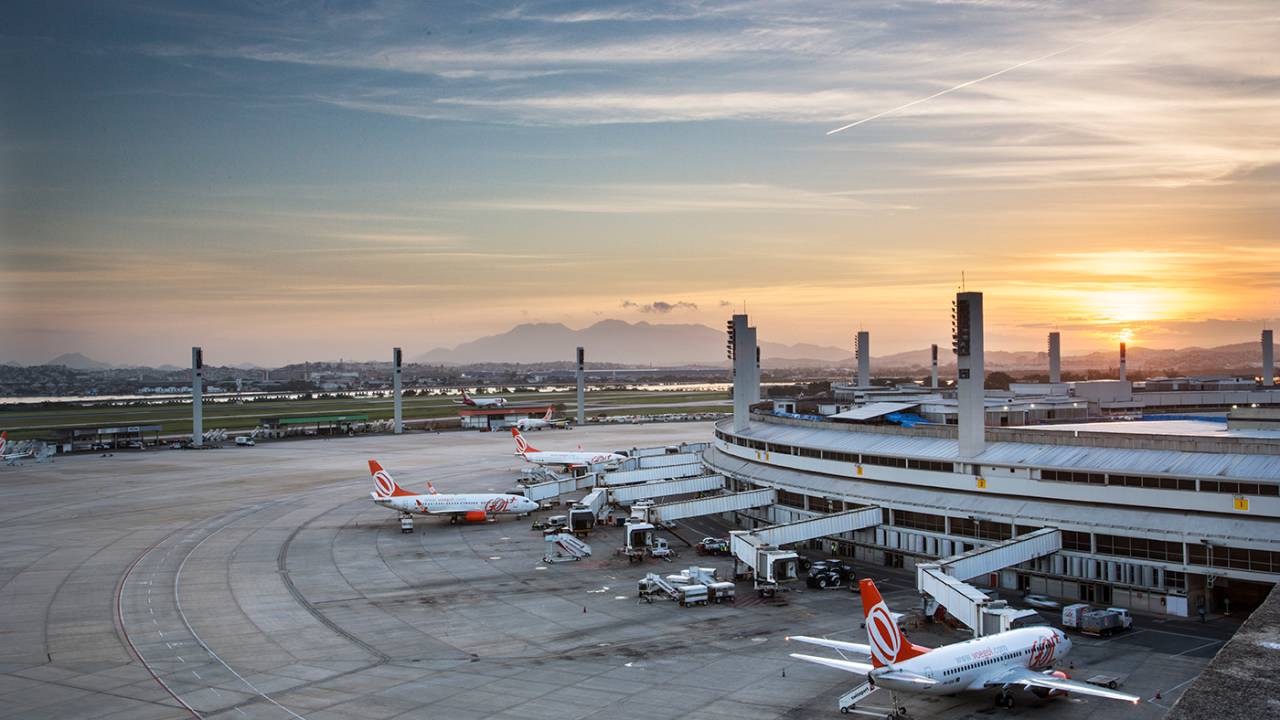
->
[{"left": 734, "top": 421, "right": 1280, "bottom": 481}]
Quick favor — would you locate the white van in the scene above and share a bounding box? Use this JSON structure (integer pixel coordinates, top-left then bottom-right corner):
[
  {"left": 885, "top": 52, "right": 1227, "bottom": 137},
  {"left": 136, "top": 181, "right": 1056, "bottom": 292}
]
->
[{"left": 235, "top": 436, "right": 256, "bottom": 446}]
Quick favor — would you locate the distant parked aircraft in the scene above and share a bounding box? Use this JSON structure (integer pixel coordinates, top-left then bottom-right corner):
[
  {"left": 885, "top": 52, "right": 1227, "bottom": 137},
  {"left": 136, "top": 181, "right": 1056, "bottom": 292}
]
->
[
  {"left": 511, "top": 428, "right": 625, "bottom": 469},
  {"left": 515, "top": 407, "right": 569, "bottom": 431},
  {"left": 368, "top": 459, "right": 536, "bottom": 523},
  {"left": 788, "top": 578, "right": 1140, "bottom": 713},
  {"left": 1, "top": 432, "right": 34, "bottom": 464},
  {"left": 456, "top": 389, "right": 507, "bottom": 408}
]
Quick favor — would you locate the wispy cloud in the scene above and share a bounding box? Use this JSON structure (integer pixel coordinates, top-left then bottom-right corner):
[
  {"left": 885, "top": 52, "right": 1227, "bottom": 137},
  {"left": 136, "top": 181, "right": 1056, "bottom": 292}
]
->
[{"left": 622, "top": 299, "right": 699, "bottom": 313}]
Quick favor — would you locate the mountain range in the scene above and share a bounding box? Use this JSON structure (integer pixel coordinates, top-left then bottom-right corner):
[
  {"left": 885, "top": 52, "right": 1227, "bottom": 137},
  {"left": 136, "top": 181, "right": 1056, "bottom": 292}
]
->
[
  {"left": 416, "top": 320, "right": 1275, "bottom": 374},
  {"left": 414, "top": 319, "right": 850, "bottom": 366},
  {"left": 18, "top": 320, "right": 1276, "bottom": 374}
]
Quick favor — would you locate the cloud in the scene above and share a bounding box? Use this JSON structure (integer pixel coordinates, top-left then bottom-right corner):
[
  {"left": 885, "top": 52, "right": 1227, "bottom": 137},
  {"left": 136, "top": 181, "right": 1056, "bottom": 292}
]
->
[{"left": 621, "top": 300, "right": 699, "bottom": 313}]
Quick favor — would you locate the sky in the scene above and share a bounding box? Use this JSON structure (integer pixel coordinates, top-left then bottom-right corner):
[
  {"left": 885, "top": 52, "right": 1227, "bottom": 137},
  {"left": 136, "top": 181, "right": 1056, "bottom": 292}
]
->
[{"left": 2, "top": 0, "right": 1278, "bottom": 366}]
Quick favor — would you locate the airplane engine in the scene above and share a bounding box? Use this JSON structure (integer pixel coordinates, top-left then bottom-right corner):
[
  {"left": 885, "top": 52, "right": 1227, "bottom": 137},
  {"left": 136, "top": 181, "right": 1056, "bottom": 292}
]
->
[
  {"left": 1031, "top": 670, "right": 1071, "bottom": 698},
  {"left": 464, "top": 511, "right": 488, "bottom": 522}
]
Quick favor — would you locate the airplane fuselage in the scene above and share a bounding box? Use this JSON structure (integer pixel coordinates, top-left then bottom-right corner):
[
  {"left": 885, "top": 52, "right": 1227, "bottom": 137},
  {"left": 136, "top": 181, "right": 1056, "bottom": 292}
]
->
[
  {"left": 373, "top": 492, "right": 537, "bottom": 516},
  {"left": 877, "top": 627, "right": 1070, "bottom": 694},
  {"left": 522, "top": 450, "right": 624, "bottom": 468}
]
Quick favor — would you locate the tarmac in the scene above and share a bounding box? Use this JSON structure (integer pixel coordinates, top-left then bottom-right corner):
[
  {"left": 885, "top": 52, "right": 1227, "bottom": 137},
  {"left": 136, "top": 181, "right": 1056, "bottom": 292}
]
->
[{"left": 0, "top": 423, "right": 1233, "bottom": 719}]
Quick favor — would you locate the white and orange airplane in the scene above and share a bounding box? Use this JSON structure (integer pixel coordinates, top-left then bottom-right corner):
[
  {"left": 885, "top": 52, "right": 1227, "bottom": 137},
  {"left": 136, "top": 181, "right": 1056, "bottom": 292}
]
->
[
  {"left": 788, "top": 578, "right": 1140, "bottom": 712},
  {"left": 515, "top": 407, "right": 569, "bottom": 432},
  {"left": 455, "top": 389, "right": 507, "bottom": 408},
  {"left": 1, "top": 432, "right": 34, "bottom": 465},
  {"left": 368, "top": 459, "right": 537, "bottom": 524},
  {"left": 510, "top": 428, "right": 625, "bottom": 469}
]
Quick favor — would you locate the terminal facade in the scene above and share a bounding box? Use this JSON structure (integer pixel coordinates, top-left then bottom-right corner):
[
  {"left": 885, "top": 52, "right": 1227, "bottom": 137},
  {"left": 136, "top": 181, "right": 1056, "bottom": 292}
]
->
[{"left": 709, "top": 300, "right": 1280, "bottom": 619}]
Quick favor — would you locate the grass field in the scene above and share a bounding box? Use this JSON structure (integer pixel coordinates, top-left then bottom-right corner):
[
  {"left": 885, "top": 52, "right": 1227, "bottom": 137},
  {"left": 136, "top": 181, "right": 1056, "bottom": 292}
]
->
[{"left": 0, "top": 390, "right": 730, "bottom": 440}]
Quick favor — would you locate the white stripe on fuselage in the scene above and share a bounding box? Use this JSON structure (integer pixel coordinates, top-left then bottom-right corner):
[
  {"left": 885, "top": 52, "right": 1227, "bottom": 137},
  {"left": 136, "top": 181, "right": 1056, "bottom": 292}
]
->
[{"left": 875, "top": 627, "right": 1069, "bottom": 693}]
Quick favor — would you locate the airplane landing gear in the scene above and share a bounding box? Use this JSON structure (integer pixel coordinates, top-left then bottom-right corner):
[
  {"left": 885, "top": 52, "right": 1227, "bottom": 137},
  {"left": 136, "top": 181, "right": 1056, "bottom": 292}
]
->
[{"left": 995, "top": 691, "right": 1015, "bottom": 709}]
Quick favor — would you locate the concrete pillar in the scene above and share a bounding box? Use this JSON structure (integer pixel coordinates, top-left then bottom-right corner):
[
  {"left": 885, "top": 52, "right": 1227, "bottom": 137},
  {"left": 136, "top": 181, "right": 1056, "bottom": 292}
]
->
[
  {"left": 1119, "top": 342, "right": 1127, "bottom": 382},
  {"left": 1263, "top": 330, "right": 1274, "bottom": 387},
  {"left": 192, "top": 347, "right": 203, "bottom": 448},
  {"left": 576, "top": 346, "right": 586, "bottom": 425},
  {"left": 730, "top": 315, "right": 757, "bottom": 432},
  {"left": 930, "top": 344, "right": 939, "bottom": 389},
  {"left": 392, "top": 347, "right": 403, "bottom": 434},
  {"left": 749, "top": 328, "right": 760, "bottom": 403},
  {"left": 1047, "top": 332, "right": 1061, "bottom": 384},
  {"left": 954, "top": 292, "right": 985, "bottom": 458},
  {"left": 856, "top": 330, "right": 870, "bottom": 388}
]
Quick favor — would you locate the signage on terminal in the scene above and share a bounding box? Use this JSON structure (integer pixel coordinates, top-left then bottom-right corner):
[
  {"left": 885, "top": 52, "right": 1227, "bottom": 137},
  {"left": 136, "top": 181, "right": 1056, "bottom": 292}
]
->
[
  {"left": 976, "top": 477, "right": 987, "bottom": 489},
  {"left": 1233, "top": 496, "right": 1250, "bottom": 512},
  {"left": 959, "top": 369, "right": 970, "bottom": 379}
]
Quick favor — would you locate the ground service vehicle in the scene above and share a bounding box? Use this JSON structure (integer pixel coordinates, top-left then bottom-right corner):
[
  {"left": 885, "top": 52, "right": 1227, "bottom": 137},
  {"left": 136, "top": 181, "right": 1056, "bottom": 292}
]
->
[
  {"left": 532, "top": 515, "right": 568, "bottom": 531},
  {"left": 1062, "top": 604, "right": 1133, "bottom": 637},
  {"left": 806, "top": 559, "right": 855, "bottom": 589},
  {"left": 696, "top": 537, "right": 730, "bottom": 556}
]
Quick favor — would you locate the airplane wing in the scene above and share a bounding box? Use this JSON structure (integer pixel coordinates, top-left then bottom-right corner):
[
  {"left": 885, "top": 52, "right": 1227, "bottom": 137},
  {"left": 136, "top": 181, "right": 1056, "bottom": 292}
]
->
[
  {"left": 786, "top": 636, "right": 872, "bottom": 658},
  {"left": 985, "top": 666, "right": 1140, "bottom": 703},
  {"left": 788, "top": 653, "right": 874, "bottom": 675}
]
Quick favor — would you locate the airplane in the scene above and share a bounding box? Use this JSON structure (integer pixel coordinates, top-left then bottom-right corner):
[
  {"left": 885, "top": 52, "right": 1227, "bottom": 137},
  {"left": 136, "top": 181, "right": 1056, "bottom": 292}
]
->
[
  {"left": 511, "top": 428, "right": 626, "bottom": 469},
  {"left": 455, "top": 389, "right": 507, "bottom": 408},
  {"left": 368, "top": 459, "right": 537, "bottom": 524},
  {"left": 1, "top": 432, "right": 35, "bottom": 465},
  {"left": 787, "top": 578, "right": 1140, "bottom": 713},
  {"left": 515, "top": 407, "right": 569, "bottom": 432}
]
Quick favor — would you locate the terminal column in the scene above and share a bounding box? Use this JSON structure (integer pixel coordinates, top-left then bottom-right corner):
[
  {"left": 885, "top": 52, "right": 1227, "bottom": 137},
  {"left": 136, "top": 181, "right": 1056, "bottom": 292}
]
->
[
  {"left": 192, "top": 346, "right": 203, "bottom": 448},
  {"left": 953, "top": 293, "right": 985, "bottom": 458},
  {"left": 930, "top": 343, "right": 939, "bottom": 389},
  {"left": 393, "top": 347, "right": 403, "bottom": 434},
  {"left": 576, "top": 346, "right": 586, "bottom": 426},
  {"left": 856, "top": 330, "right": 870, "bottom": 388},
  {"left": 729, "top": 314, "right": 757, "bottom": 432},
  {"left": 1263, "top": 330, "right": 1274, "bottom": 387},
  {"left": 1048, "top": 332, "right": 1061, "bottom": 384}
]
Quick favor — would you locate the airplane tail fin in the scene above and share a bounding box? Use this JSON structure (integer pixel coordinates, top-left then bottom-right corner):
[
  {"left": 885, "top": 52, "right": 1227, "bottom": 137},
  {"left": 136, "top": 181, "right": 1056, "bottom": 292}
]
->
[
  {"left": 511, "top": 427, "right": 539, "bottom": 454},
  {"left": 426, "top": 479, "right": 439, "bottom": 495},
  {"left": 860, "top": 579, "right": 930, "bottom": 668},
  {"left": 544, "top": 407, "right": 553, "bottom": 421},
  {"left": 369, "top": 459, "right": 415, "bottom": 498},
  {"left": 0, "top": 431, "right": 6, "bottom": 453}
]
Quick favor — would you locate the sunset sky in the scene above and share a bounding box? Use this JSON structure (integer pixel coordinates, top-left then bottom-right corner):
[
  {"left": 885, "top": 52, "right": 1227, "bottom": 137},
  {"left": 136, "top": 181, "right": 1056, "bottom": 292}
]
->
[{"left": 2, "top": 1, "right": 1278, "bottom": 366}]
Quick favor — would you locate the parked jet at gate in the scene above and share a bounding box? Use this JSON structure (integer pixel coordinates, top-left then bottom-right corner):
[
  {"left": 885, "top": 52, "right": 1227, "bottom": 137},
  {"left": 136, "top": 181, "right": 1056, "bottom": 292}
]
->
[
  {"left": 511, "top": 428, "right": 625, "bottom": 469},
  {"left": 1, "top": 432, "right": 34, "bottom": 464},
  {"left": 787, "top": 579, "right": 1140, "bottom": 712},
  {"left": 515, "top": 408, "right": 569, "bottom": 432},
  {"left": 368, "top": 459, "right": 537, "bottom": 523},
  {"left": 456, "top": 389, "right": 507, "bottom": 408}
]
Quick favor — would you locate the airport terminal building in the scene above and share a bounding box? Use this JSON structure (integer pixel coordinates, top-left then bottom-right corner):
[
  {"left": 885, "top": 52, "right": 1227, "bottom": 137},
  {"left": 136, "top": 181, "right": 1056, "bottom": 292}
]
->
[{"left": 709, "top": 302, "right": 1280, "bottom": 620}]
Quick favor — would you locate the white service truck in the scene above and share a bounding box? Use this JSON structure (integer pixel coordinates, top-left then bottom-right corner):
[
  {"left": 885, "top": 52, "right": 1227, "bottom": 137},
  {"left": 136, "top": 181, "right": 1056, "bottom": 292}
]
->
[{"left": 1062, "top": 604, "right": 1133, "bottom": 637}]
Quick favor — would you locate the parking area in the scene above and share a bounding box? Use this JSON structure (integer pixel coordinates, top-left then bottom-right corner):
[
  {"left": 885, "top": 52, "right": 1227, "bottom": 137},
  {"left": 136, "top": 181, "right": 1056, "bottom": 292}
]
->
[{"left": 0, "top": 423, "right": 1224, "bottom": 718}]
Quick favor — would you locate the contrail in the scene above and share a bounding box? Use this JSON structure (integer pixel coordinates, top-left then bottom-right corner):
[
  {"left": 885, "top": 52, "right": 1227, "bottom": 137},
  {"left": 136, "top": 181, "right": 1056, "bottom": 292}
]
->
[{"left": 827, "top": 14, "right": 1165, "bottom": 136}]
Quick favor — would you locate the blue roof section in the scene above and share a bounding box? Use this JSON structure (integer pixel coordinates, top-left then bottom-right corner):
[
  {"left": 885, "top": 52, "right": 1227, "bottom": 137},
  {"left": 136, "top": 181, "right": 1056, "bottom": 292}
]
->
[{"left": 732, "top": 421, "right": 1280, "bottom": 481}]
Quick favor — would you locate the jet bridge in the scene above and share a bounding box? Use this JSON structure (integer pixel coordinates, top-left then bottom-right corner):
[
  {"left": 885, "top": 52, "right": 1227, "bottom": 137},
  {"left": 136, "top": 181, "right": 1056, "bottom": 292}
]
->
[
  {"left": 730, "top": 507, "right": 882, "bottom": 596},
  {"left": 600, "top": 463, "right": 705, "bottom": 487},
  {"left": 631, "top": 488, "right": 776, "bottom": 525},
  {"left": 609, "top": 475, "right": 725, "bottom": 505},
  {"left": 522, "top": 473, "right": 595, "bottom": 502},
  {"left": 916, "top": 528, "right": 1062, "bottom": 637}
]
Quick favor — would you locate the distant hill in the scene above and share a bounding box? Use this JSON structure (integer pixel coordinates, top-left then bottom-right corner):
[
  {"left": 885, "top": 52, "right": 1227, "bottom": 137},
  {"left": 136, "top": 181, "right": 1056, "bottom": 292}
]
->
[
  {"left": 417, "top": 320, "right": 1275, "bottom": 375},
  {"left": 46, "top": 352, "right": 113, "bottom": 370},
  {"left": 874, "top": 341, "right": 1276, "bottom": 375},
  {"left": 415, "top": 319, "right": 850, "bottom": 365}
]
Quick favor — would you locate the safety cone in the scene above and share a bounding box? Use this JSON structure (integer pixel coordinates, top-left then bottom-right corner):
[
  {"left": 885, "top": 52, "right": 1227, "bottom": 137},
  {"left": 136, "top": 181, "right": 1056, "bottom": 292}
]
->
[
  {"left": 1155, "top": 690, "right": 1162, "bottom": 700},
  {"left": 583, "top": 606, "right": 587, "bottom": 613}
]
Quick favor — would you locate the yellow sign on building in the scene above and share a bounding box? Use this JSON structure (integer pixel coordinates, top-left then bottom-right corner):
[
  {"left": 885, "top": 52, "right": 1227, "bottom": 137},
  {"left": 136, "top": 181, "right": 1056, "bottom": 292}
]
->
[
  {"left": 1233, "top": 496, "right": 1250, "bottom": 512},
  {"left": 976, "top": 477, "right": 987, "bottom": 489}
]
